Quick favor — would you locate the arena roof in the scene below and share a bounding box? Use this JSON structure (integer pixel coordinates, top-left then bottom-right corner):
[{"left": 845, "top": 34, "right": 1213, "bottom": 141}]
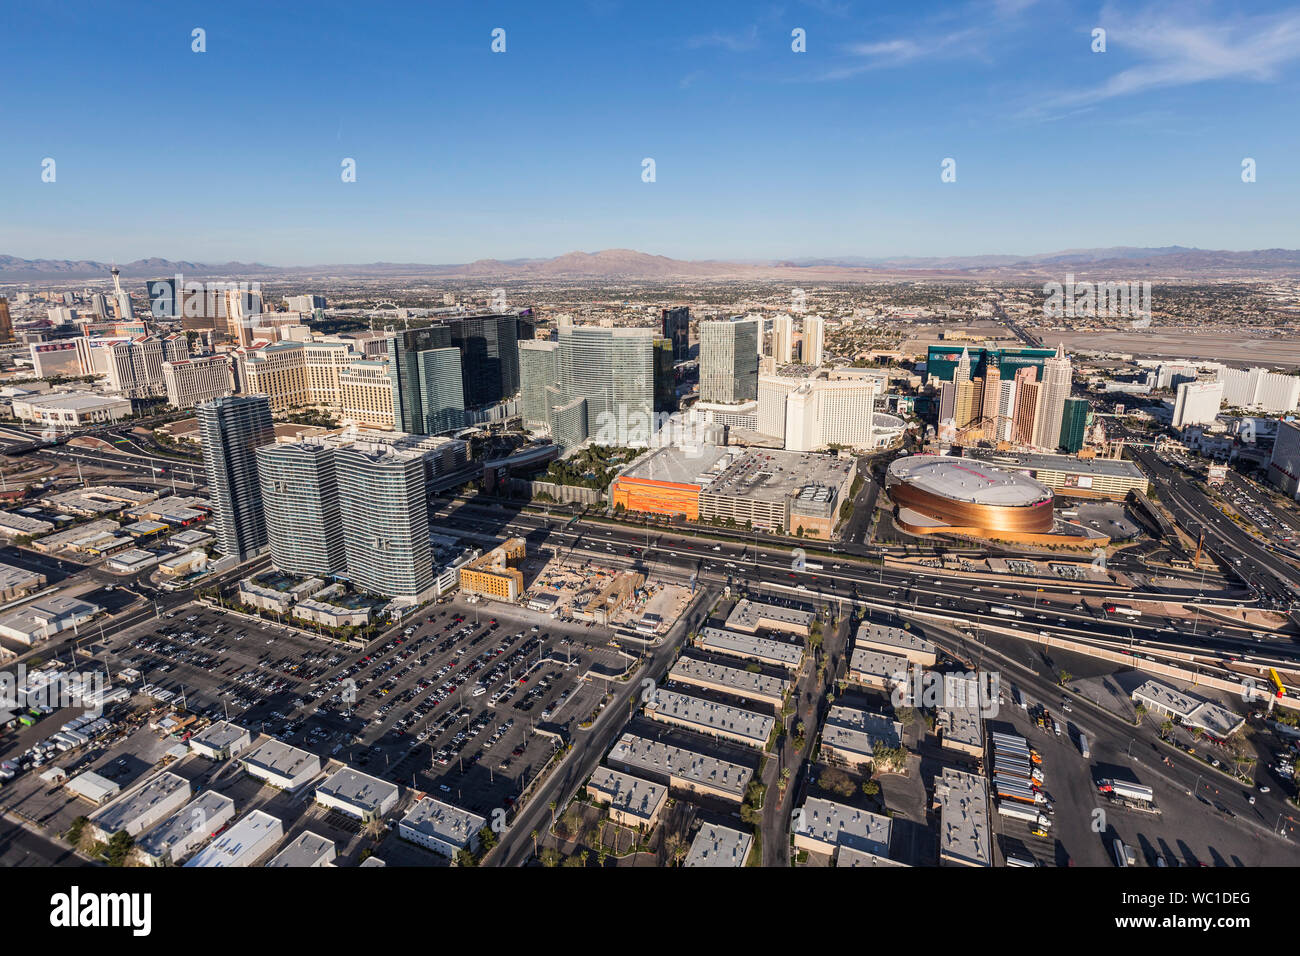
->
[{"left": 887, "top": 455, "right": 1052, "bottom": 507}]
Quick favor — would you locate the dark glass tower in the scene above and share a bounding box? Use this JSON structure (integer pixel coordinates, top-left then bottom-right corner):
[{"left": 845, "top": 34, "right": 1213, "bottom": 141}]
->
[{"left": 198, "top": 395, "right": 274, "bottom": 561}]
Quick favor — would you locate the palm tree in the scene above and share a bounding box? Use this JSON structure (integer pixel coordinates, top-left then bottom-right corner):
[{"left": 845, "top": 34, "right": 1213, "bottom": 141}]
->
[
  {"left": 664, "top": 832, "right": 682, "bottom": 866},
  {"left": 531, "top": 829, "right": 539, "bottom": 857}
]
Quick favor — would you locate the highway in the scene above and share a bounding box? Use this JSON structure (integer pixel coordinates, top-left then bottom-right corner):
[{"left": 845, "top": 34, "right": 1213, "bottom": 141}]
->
[
  {"left": 426, "top": 497, "right": 1300, "bottom": 693},
  {"left": 1130, "top": 444, "right": 1300, "bottom": 609},
  {"left": 911, "top": 617, "right": 1300, "bottom": 853}
]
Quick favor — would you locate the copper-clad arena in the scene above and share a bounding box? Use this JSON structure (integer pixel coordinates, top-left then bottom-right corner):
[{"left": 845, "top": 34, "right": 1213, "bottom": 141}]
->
[{"left": 886, "top": 455, "right": 1055, "bottom": 536}]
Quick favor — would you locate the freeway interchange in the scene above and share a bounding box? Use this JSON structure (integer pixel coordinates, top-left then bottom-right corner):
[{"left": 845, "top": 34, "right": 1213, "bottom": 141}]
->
[{"left": 430, "top": 493, "right": 1300, "bottom": 688}]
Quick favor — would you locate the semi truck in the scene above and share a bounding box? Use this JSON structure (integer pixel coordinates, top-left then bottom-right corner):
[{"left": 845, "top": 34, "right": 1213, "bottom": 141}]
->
[
  {"left": 993, "top": 758, "right": 1043, "bottom": 784},
  {"left": 989, "top": 606, "right": 1023, "bottom": 618},
  {"left": 997, "top": 801, "right": 1051, "bottom": 828},
  {"left": 991, "top": 732, "right": 1041, "bottom": 764},
  {"left": 1097, "top": 779, "right": 1155, "bottom": 803},
  {"left": 1078, "top": 732, "right": 1090, "bottom": 758},
  {"left": 994, "top": 779, "right": 1047, "bottom": 805}
]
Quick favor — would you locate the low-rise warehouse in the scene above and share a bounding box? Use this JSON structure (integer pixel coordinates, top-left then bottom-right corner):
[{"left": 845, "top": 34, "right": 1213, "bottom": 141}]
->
[
  {"left": 585, "top": 767, "right": 668, "bottom": 829},
  {"left": 725, "top": 599, "right": 815, "bottom": 637},
  {"left": 267, "top": 831, "right": 337, "bottom": 868},
  {"left": 685, "top": 822, "right": 753, "bottom": 867},
  {"left": 398, "top": 795, "right": 486, "bottom": 858},
  {"left": 0, "top": 562, "right": 46, "bottom": 602},
  {"left": 1131, "top": 679, "right": 1245, "bottom": 739},
  {"left": 934, "top": 768, "right": 991, "bottom": 867},
  {"left": 606, "top": 732, "right": 753, "bottom": 804},
  {"left": 184, "top": 809, "right": 284, "bottom": 868},
  {"left": 135, "top": 790, "right": 236, "bottom": 866},
  {"left": 847, "top": 647, "right": 910, "bottom": 692},
  {"left": 0, "top": 595, "right": 102, "bottom": 646},
  {"left": 854, "top": 621, "right": 937, "bottom": 667},
  {"left": 793, "top": 797, "right": 893, "bottom": 858},
  {"left": 644, "top": 689, "right": 774, "bottom": 748},
  {"left": 697, "top": 626, "right": 803, "bottom": 671},
  {"left": 64, "top": 770, "right": 121, "bottom": 805},
  {"left": 819, "top": 705, "right": 903, "bottom": 771},
  {"left": 937, "top": 675, "right": 986, "bottom": 757},
  {"left": 314, "top": 766, "right": 401, "bottom": 823},
  {"left": 88, "top": 770, "right": 191, "bottom": 841},
  {"left": 667, "top": 655, "right": 789, "bottom": 706},
  {"left": 242, "top": 737, "right": 322, "bottom": 791}
]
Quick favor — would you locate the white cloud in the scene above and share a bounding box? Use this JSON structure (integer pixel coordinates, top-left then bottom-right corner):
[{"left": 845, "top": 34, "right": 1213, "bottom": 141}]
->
[
  {"left": 1044, "top": 4, "right": 1300, "bottom": 108},
  {"left": 686, "top": 25, "right": 761, "bottom": 52}
]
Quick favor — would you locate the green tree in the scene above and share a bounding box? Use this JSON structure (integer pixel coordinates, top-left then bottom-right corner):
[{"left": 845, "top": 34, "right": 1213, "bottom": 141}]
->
[{"left": 102, "top": 830, "right": 134, "bottom": 867}]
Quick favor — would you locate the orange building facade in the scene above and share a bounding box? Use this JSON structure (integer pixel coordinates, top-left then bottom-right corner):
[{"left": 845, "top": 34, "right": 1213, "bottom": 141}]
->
[{"left": 610, "top": 477, "right": 702, "bottom": 522}]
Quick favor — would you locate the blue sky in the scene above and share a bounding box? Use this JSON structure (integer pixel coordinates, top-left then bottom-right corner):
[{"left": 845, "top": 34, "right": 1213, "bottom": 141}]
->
[{"left": 3, "top": 0, "right": 1298, "bottom": 263}]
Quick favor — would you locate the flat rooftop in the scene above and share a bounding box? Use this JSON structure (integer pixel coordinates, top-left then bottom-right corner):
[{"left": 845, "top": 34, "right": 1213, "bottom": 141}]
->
[
  {"left": 668, "top": 655, "right": 790, "bottom": 701},
  {"left": 685, "top": 823, "right": 753, "bottom": 867},
  {"left": 135, "top": 790, "right": 235, "bottom": 860},
  {"left": 837, "top": 846, "right": 909, "bottom": 867},
  {"left": 66, "top": 770, "right": 119, "bottom": 802},
  {"left": 934, "top": 769, "right": 991, "bottom": 867},
  {"left": 698, "top": 627, "right": 803, "bottom": 669},
  {"left": 645, "top": 689, "right": 774, "bottom": 745},
  {"left": 855, "top": 621, "right": 936, "bottom": 658},
  {"left": 617, "top": 444, "right": 732, "bottom": 487},
  {"left": 316, "top": 766, "right": 400, "bottom": 811},
  {"left": 184, "top": 809, "right": 282, "bottom": 868},
  {"left": 969, "top": 449, "right": 1148, "bottom": 480},
  {"left": 23, "top": 392, "right": 128, "bottom": 411},
  {"left": 938, "top": 701, "right": 984, "bottom": 749},
  {"left": 888, "top": 455, "right": 1052, "bottom": 507},
  {"left": 0, "top": 594, "right": 101, "bottom": 636},
  {"left": 243, "top": 738, "right": 320, "bottom": 783},
  {"left": 848, "top": 648, "right": 910, "bottom": 682},
  {"left": 0, "top": 562, "right": 43, "bottom": 588},
  {"left": 822, "top": 705, "right": 902, "bottom": 760},
  {"left": 794, "top": 797, "right": 892, "bottom": 856},
  {"left": 725, "top": 599, "right": 815, "bottom": 633},
  {"left": 399, "top": 795, "right": 486, "bottom": 848},
  {"left": 607, "top": 732, "right": 753, "bottom": 799},
  {"left": 88, "top": 771, "right": 188, "bottom": 833},
  {"left": 190, "top": 721, "right": 248, "bottom": 754},
  {"left": 702, "top": 448, "right": 855, "bottom": 502},
  {"left": 267, "top": 831, "right": 336, "bottom": 867},
  {"left": 586, "top": 767, "right": 668, "bottom": 823},
  {"left": 1132, "top": 679, "right": 1243, "bottom": 737}
]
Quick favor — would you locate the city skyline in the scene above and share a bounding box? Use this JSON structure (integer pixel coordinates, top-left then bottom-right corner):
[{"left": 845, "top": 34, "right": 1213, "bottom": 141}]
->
[
  {"left": 4, "top": 0, "right": 1298, "bottom": 264},
  {"left": 4, "top": 0, "right": 1300, "bottom": 901}
]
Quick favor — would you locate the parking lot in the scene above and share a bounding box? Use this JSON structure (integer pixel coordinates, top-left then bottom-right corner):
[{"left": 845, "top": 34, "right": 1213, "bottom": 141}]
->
[
  {"left": 1221, "top": 476, "right": 1300, "bottom": 545},
  {"left": 82, "top": 592, "right": 632, "bottom": 823},
  {"left": 988, "top": 686, "right": 1300, "bottom": 867}
]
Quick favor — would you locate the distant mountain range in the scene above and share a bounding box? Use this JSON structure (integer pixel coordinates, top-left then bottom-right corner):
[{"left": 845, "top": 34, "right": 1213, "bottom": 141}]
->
[{"left": 3, "top": 246, "right": 1299, "bottom": 282}]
